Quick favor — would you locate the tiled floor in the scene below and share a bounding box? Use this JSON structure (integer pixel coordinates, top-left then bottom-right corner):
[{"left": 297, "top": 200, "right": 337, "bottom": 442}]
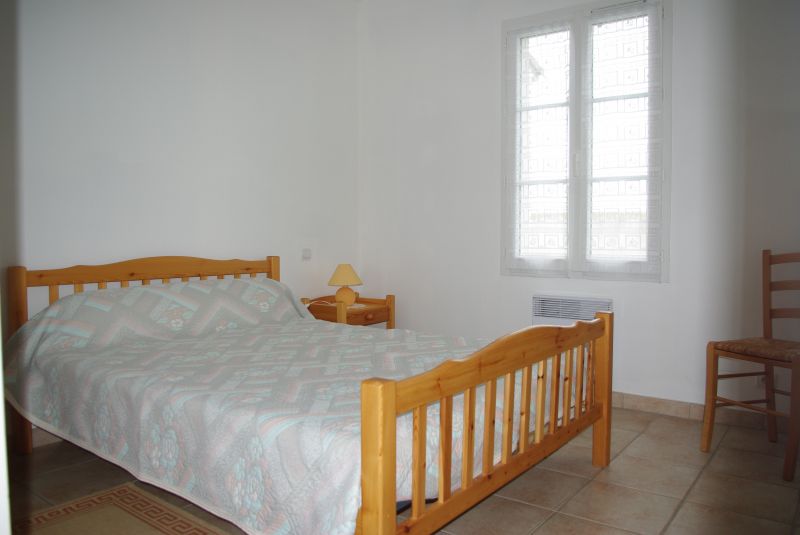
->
[{"left": 7, "top": 408, "right": 800, "bottom": 534}]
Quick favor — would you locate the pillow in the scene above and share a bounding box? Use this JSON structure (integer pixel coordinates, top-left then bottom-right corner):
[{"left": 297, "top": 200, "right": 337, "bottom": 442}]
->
[{"left": 7, "top": 277, "right": 312, "bottom": 356}]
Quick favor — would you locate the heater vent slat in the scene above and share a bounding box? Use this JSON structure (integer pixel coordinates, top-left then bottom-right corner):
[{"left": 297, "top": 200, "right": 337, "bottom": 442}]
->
[{"left": 532, "top": 295, "right": 613, "bottom": 325}]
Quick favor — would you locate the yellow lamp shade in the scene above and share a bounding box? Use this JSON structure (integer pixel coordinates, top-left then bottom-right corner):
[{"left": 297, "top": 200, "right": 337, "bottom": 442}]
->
[{"left": 328, "top": 264, "right": 363, "bottom": 287}]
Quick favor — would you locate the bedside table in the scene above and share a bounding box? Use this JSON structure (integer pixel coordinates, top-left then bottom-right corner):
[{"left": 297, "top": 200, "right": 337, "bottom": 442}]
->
[{"left": 302, "top": 294, "right": 395, "bottom": 329}]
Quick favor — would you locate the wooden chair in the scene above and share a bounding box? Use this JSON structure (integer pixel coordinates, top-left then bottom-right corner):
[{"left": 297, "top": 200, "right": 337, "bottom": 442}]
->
[{"left": 701, "top": 250, "right": 800, "bottom": 481}]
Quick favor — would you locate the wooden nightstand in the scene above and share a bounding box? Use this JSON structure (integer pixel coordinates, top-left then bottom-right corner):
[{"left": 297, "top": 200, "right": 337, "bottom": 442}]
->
[{"left": 302, "top": 294, "right": 395, "bottom": 329}]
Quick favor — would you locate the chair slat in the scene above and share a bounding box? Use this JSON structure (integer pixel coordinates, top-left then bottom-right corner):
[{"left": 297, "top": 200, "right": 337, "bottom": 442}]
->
[
  {"left": 575, "top": 344, "right": 585, "bottom": 416},
  {"left": 438, "top": 396, "right": 453, "bottom": 503},
  {"left": 482, "top": 379, "right": 497, "bottom": 475},
  {"left": 162, "top": 278, "right": 170, "bottom": 284},
  {"left": 120, "top": 280, "right": 129, "bottom": 288},
  {"left": 181, "top": 276, "right": 189, "bottom": 282},
  {"left": 534, "top": 362, "right": 547, "bottom": 444},
  {"left": 217, "top": 274, "right": 225, "bottom": 280},
  {"left": 549, "top": 355, "right": 561, "bottom": 433},
  {"left": 97, "top": 281, "right": 107, "bottom": 289},
  {"left": 501, "top": 372, "right": 515, "bottom": 463},
  {"left": 250, "top": 272, "right": 257, "bottom": 278},
  {"left": 771, "top": 252, "right": 800, "bottom": 264},
  {"left": 73, "top": 283, "right": 84, "bottom": 294},
  {"left": 519, "top": 366, "right": 532, "bottom": 453},
  {"left": 461, "top": 387, "right": 476, "bottom": 489},
  {"left": 562, "top": 348, "right": 573, "bottom": 425},
  {"left": 773, "top": 308, "right": 800, "bottom": 319},
  {"left": 234, "top": 273, "right": 241, "bottom": 279},
  {"left": 48, "top": 285, "right": 58, "bottom": 304},
  {"left": 771, "top": 280, "right": 800, "bottom": 291},
  {"left": 142, "top": 279, "right": 150, "bottom": 286},
  {"left": 411, "top": 405, "right": 427, "bottom": 519}
]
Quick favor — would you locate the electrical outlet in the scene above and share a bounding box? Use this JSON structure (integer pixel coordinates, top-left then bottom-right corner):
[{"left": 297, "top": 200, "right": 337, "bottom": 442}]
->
[{"left": 301, "top": 248, "right": 312, "bottom": 261}]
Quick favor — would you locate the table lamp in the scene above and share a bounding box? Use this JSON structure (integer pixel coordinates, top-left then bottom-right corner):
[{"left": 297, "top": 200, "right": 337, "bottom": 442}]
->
[{"left": 328, "top": 264, "right": 363, "bottom": 306}]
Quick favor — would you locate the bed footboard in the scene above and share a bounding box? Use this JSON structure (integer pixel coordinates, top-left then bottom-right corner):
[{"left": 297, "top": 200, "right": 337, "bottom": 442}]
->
[{"left": 359, "top": 312, "right": 613, "bottom": 535}]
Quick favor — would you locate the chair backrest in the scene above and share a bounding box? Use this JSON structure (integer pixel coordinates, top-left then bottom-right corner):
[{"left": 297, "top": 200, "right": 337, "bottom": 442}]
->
[{"left": 762, "top": 249, "right": 800, "bottom": 338}]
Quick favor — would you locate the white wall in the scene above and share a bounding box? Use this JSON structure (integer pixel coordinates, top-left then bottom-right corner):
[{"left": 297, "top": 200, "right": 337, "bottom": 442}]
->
[
  {"left": 740, "top": 0, "right": 800, "bottom": 340},
  {"left": 18, "top": 0, "right": 360, "bottom": 299},
  {"left": 357, "top": 0, "right": 747, "bottom": 405}
]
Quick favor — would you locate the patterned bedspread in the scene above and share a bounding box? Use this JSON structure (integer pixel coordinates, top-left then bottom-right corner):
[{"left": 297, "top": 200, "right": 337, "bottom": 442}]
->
[{"left": 4, "top": 278, "right": 492, "bottom": 534}]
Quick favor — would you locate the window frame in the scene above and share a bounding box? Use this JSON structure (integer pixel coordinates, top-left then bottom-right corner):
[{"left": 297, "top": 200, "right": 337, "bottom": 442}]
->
[{"left": 501, "top": 0, "right": 672, "bottom": 282}]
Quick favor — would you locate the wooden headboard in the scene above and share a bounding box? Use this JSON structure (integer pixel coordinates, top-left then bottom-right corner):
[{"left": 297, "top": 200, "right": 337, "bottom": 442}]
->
[
  {"left": 5, "top": 255, "right": 280, "bottom": 453},
  {"left": 6, "top": 255, "right": 280, "bottom": 339}
]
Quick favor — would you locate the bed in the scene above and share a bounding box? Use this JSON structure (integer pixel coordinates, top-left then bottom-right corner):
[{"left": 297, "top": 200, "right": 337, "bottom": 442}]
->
[{"left": 4, "top": 255, "right": 613, "bottom": 535}]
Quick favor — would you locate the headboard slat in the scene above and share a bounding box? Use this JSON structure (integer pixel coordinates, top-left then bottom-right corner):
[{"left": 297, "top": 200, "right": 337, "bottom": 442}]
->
[{"left": 48, "top": 285, "right": 59, "bottom": 304}]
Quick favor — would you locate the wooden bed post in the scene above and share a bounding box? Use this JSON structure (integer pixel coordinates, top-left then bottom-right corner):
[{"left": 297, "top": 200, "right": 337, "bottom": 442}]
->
[
  {"left": 7, "top": 266, "right": 28, "bottom": 340},
  {"left": 361, "top": 378, "right": 397, "bottom": 535},
  {"left": 592, "top": 311, "right": 613, "bottom": 467},
  {"left": 6, "top": 266, "right": 33, "bottom": 454},
  {"left": 267, "top": 256, "right": 280, "bottom": 281}
]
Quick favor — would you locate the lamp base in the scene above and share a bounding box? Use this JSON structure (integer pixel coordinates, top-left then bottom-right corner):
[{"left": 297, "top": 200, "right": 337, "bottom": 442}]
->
[{"left": 335, "top": 286, "right": 357, "bottom": 306}]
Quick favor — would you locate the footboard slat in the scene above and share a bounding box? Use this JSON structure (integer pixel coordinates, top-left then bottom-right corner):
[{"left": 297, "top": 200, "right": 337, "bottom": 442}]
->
[
  {"left": 549, "top": 355, "right": 561, "bottom": 433},
  {"left": 562, "top": 349, "right": 573, "bottom": 425},
  {"left": 438, "top": 396, "right": 453, "bottom": 503},
  {"left": 501, "top": 372, "right": 515, "bottom": 463},
  {"left": 481, "top": 379, "right": 497, "bottom": 475},
  {"left": 534, "top": 362, "right": 547, "bottom": 444},
  {"left": 575, "top": 345, "right": 585, "bottom": 415},
  {"left": 411, "top": 405, "right": 427, "bottom": 519},
  {"left": 461, "top": 387, "right": 476, "bottom": 489},
  {"left": 519, "top": 366, "right": 532, "bottom": 453},
  {"left": 586, "top": 341, "right": 595, "bottom": 408}
]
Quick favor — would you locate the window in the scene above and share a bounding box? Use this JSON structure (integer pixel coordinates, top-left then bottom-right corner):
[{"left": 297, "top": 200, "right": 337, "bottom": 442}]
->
[{"left": 502, "top": 0, "right": 670, "bottom": 281}]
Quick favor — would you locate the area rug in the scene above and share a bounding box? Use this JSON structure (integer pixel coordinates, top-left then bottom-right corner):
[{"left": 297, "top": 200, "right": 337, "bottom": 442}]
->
[{"left": 14, "top": 483, "right": 226, "bottom": 535}]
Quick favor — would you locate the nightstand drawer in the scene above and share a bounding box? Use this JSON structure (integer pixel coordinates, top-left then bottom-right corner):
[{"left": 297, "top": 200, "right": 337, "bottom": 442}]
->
[{"left": 347, "top": 306, "right": 389, "bottom": 326}]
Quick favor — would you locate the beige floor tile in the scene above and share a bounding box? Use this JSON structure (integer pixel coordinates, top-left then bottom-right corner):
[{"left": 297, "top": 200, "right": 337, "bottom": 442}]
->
[
  {"left": 611, "top": 408, "right": 659, "bottom": 433},
  {"left": 624, "top": 433, "right": 715, "bottom": 468},
  {"left": 594, "top": 454, "right": 701, "bottom": 498},
  {"left": 8, "top": 440, "right": 96, "bottom": 483},
  {"left": 709, "top": 447, "right": 800, "bottom": 489},
  {"left": 534, "top": 513, "right": 633, "bottom": 534},
  {"left": 183, "top": 503, "right": 247, "bottom": 534},
  {"left": 561, "top": 481, "right": 679, "bottom": 534},
  {"left": 539, "top": 444, "right": 603, "bottom": 479},
  {"left": 572, "top": 427, "right": 639, "bottom": 458},
  {"left": 29, "top": 457, "right": 135, "bottom": 505},
  {"left": 643, "top": 416, "right": 726, "bottom": 449},
  {"left": 686, "top": 471, "right": 798, "bottom": 524},
  {"left": 495, "top": 467, "right": 588, "bottom": 509},
  {"left": 721, "top": 426, "right": 789, "bottom": 458},
  {"left": 664, "top": 501, "right": 792, "bottom": 535},
  {"left": 441, "top": 496, "right": 551, "bottom": 535}
]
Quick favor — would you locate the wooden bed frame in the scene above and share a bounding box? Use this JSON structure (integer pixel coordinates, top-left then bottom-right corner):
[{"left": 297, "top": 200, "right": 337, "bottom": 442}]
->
[{"left": 5, "top": 256, "right": 614, "bottom": 535}]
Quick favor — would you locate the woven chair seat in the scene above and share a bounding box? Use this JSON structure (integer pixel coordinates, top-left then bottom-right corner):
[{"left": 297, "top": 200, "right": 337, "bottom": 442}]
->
[{"left": 714, "top": 337, "right": 800, "bottom": 363}]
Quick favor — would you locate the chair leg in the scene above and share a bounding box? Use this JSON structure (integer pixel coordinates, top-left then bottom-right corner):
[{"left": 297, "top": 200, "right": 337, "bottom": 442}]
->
[
  {"left": 784, "top": 360, "right": 800, "bottom": 482},
  {"left": 765, "top": 364, "right": 778, "bottom": 442},
  {"left": 701, "top": 343, "right": 718, "bottom": 452}
]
